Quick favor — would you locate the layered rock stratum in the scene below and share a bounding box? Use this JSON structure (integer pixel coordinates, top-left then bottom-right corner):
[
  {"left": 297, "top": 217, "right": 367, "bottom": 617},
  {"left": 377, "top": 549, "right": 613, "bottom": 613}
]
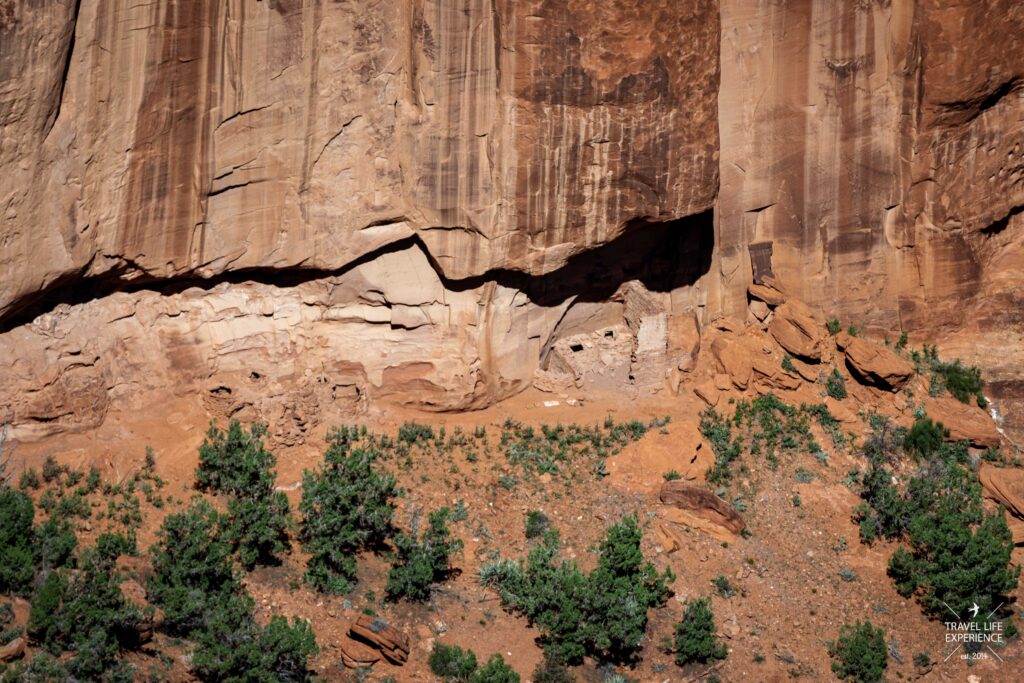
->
[{"left": 1, "top": 0, "right": 1021, "bottom": 443}]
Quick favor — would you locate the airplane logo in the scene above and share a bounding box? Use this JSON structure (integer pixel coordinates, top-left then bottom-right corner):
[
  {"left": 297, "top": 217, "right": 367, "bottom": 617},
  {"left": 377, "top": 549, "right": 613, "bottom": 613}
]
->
[{"left": 968, "top": 603, "right": 981, "bottom": 619}]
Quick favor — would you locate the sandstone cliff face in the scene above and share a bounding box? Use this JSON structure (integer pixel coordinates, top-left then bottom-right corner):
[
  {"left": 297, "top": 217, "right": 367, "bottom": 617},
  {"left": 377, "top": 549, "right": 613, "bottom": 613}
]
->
[
  {"left": 0, "top": 0, "right": 718, "bottom": 314},
  {"left": 1, "top": 0, "right": 1021, "bottom": 443}
]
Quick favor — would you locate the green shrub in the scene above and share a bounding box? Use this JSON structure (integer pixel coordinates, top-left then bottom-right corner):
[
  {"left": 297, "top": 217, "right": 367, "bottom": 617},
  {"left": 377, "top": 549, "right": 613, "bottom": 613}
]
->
[
  {"left": 18, "top": 468, "right": 40, "bottom": 490},
  {"left": 781, "top": 354, "right": 796, "bottom": 373},
  {"left": 826, "top": 368, "right": 847, "bottom": 400},
  {"left": 711, "top": 574, "right": 736, "bottom": 598},
  {"left": 895, "top": 332, "right": 908, "bottom": 351},
  {"left": 471, "top": 654, "right": 520, "bottom": 683},
  {"left": 196, "top": 420, "right": 292, "bottom": 569},
  {"left": 662, "top": 470, "right": 682, "bottom": 481},
  {"left": 827, "top": 319, "right": 841, "bottom": 335},
  {"left": 148, "top": 500, "right": 317, "bottom": 681},
  {"left": 191, "top": 597, "right": 317, "bottom": 683},
  {"left": 147, "top": 500, "right": 240, "bottom": 634},
  {"left": 398, "top": 421, "right": 435, "bottom": 444},
  {"left": 532, "top": 656, "right": 574, "bottom": 682},
  {"left": 429, "top": 642, "right": 478, "bottom": 681},
  {"left": 933, "top": 359, "right": 986, "bottom": 407},
  {"left": 386, "top": 507, "right": 463, "bottom": 601},
  {"left": 887, "top": 462, "right": 1019, "bottom": 619},
  {"left": 196, "top": 420, "right": 272, "bottom": 495},
  {"left": 223, "top": 491, "right": 292, "bottom": 570},
  {"left": 525, "top": 510, "right": 551, "bottom": 539},
  {"left": 674, "top": 596, "right": 727, "bottom": 666},
  {"left": 41, "top": 456, "right": 64, "bottom": 484},
  {"left": 33, "top": 516, "right": 77, "bottom": 574},
  {"left": 829, "top": 621, "right": 887, "bottom": 682},
  {"left": 0, "top": 651, "right": 68, "bottom": 682},
  {"left": 28, "top": 570, "right": 67, "bottom": 648},
  {"left": 902, "top": 417, "right": 948, "bottom": 459},
  {"left": 27, "top": 535, "right": 145, "bottom": 679},
  {"left": 299, "top": 427, "right": 397, "bottom": 593},
  {"left": 0, "top": 486, "right": 35, "bottom": 595},
  {"left": 483, "top": 515, "right": 672, "bottom": 664}
]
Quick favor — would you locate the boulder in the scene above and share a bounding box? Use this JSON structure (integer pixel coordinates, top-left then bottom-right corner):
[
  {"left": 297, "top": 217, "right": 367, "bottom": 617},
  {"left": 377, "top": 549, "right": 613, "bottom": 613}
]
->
[
  {"left": 0, "top": 637, "right": 25, "bottom": 663},
  {"left": 340, "top": 637, "right": 383, "bottom": 669},
  {"left": 694, "top": 380, "right": 721, "bottom": 407},
  {"left": 979, "top": 464, "right": 1024, "bottom": 520},
  {"left": 836, "top": 332, "right": 914, "bottom": 390},
  {"left": 349, "top": 615, "right": 410, "bottom": 665},
  {"left": 748, "top": 281, "right": 786, "bottom": 307},
  {"left": 659, "top": 481, "right": 746, "bottom": 538},
  {"left": 925, "top": 396, "right": 1001, "bottom": 449},
  {"left": 768, "top": 302, "right": 823, "bottom": 361},
  {"left": 711, "top": 335, "right": 753, "bottom": 389},
  {"left": 748, "top": 299, "right": 771, "bottom": 322}
]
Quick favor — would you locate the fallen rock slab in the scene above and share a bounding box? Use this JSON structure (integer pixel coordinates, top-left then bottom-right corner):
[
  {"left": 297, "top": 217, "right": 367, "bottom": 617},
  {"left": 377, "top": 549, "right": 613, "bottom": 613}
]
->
[
  {"left": 349, "top": 615, "right": 410, "bottom": 665},
  {"left": 748, "top": 281, "right": 786, "bottom": 307},
  {"left": 711, "top": 335, "right": 753, "bottom": 389},
  {"left": 768, "top": 302, "right": 823, "bottom": 361},
  {"left": 659, "top": 481, "right": 746, "bottom": 539},
  {"left": 925, "top": 396, "right": 1001, "bottom": 449},
  {"left": 836, "top": 332, "right": 914, "bottom": 390},
  {"left": 0, "top": 637, "right": 25, "bottom": 663},
  {"left": 340, "top": 637, "right": 383, "bottom": 669}
]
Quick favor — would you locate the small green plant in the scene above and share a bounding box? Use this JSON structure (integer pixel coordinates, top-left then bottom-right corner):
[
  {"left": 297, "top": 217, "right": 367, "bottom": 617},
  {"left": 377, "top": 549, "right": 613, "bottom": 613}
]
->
[
  {"left": 428, "top": 642, "right": 477, "bottom": 681},
  {"left": 838, "top": 567, "right": 858, "bottom": 582},
  {"left": 41, "top": 456, "right": 65, "bottom": 484},
  {"left": 398, "top": 421, "right": 434, "bottom": 444},
  {"left": 794, "top": 467, "right": 813, "bottom": 483},
  {"left": 895, "top": 332, "right": 908, "bottom": 351},
  {"left": 386, "top": 507, "right": 463, "bottom": 601},
  {"left": 711, "top": 574, "right": 736, "bottom": 598},
  {"left": 663, "top": 469, "right": 683, "bottom": 481},
  {"left": 781, "top": 354, "right": 796, "bottom": 373},
  {"left": 829, "top": 621, "right": 887, "bottom": 682},
  {"left": 18, "top": 468, "right": 40, "bottom": 490},
  {"left": 913, "top": 651, "right": 930, "bottom": 668},
  {"left": 532, "top": 656, "right": 575, "bottom": 683},
  {"left": 902, "top": 417, "right": 948, "bottom": 459},
  {"left": 826, "top": 368, "right": 847, "bottom": 400},
  {"left": 674, "top": 596, "right": 727, "bottom": 666},
  {"left": 846, "top": 324, "right": 859, "bottom": 337},
  {"left": 525, "top": 510, "right": 551, "bottom": 539},
  {"left": 827, "top": 319, "right": 842, "bottom": 335}
]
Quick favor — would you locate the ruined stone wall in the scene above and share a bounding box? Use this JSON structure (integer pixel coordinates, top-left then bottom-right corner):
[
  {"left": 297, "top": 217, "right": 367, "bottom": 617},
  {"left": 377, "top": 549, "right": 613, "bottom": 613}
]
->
[{"left": 2, "top": 0, "right": 1022, "bottom": 442}]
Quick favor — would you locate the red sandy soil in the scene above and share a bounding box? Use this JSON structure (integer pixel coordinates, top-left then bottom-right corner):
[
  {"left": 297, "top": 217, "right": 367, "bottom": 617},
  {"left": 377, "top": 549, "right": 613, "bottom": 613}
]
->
[{"left": 6, "top": 385, "right": 1023, "bottom": 682}]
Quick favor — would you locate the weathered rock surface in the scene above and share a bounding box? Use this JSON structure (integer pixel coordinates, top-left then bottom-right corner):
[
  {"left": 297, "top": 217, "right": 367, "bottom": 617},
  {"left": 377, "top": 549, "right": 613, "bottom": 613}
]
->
[
  {"left": 349, "top": 615, "right": 410, "bottom": 665},
  {"left": 0, "top": 637, "right": 25, "bottom": 663},
  {"left": 836, "top": 332, "right": 915, "bottom": 391},
  {"left": 925, "top": 396, "right": 1002, "bottom": 449},
  {"left": 768, "top": 302, "right": 823, "bottom": 362},
  {"left": 0, "top": 0, "right": 719, "bottom": 319},
  {"left": 2, "top": 0, "right": 1024, "bottom": 439},
  {"left": 659, "top": 480, "right": 746, "bottom": 538},
  {"left": 979, "top": 464, "right": 1024, "bottom": 520}
]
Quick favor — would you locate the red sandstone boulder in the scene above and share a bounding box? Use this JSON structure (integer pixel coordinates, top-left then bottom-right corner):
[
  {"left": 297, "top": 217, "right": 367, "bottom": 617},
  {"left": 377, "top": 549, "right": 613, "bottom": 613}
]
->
[
  {"left": 349, "top": 615, "right": 410, "bottom": 665},
  {"left": 836, "top": 332, "right": 914, "bottom": 390},
  {"left": 924, "top": 396, "right": 1001, "bottom": 449},
  {"left": 768, "top": 302, "right": 823, "bottom": 361},
  {"left": 659, "top": 481, "right": 746, "bottom": 537}
]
